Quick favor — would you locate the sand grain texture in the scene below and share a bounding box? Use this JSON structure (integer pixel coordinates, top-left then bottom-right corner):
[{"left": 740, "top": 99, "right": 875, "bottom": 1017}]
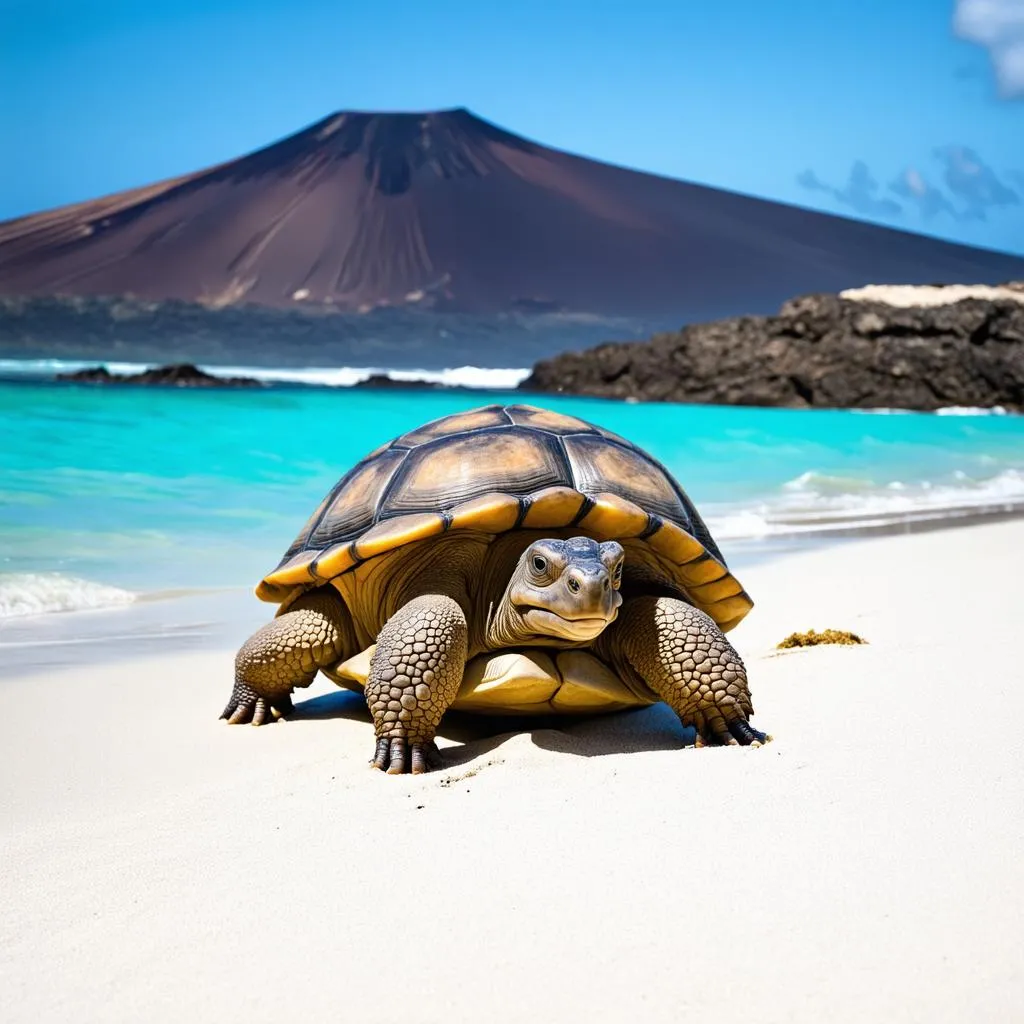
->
[{"left": 2, "top": 521, "right": 1022, "bottom": 1022}]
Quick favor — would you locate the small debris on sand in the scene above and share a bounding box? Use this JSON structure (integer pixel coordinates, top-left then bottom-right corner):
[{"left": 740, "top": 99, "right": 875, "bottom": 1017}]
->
[{"left": 777, "top": 628, "right": 866, "bottom": 649}]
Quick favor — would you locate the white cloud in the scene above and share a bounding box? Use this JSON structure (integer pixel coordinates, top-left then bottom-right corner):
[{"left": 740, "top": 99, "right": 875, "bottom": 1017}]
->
[
  {"left": 903, "top": 168, "right": 927, "bottom": 197},
  {"left": 933, "top": 144, "right": 1020, "bottom": 217},
  {"left": 889, "top": 167, "right": 957, "bottom": 219},
  {"left": 954, "top": 0, "right": 1024, "bottom": 96},
  {"left": 796, "top": 161, "right": 903, "bottom": 218}
]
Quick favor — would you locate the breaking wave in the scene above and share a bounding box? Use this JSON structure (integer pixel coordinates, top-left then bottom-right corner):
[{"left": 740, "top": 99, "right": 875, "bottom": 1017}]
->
[
  {"left": 933, "top": 406, "right": 1010, "bottom": 417},
  {"left": 0, "top": 573, "right": 137, "bottom": 619},
  {"left": 3, "top": 471, "right": 1023, "bottom": 618},
  {"left": 851, "top": 406, "right": 1011, "bottom": 416},
  {"left": 227, "top": 364, "right": 531, "bottom": 389},
  {"left": 0, "top": 358, "right": 531, "bottom": 390},
  {"left": 706, "top": 468, "right": 1024, "bottom": 540}
]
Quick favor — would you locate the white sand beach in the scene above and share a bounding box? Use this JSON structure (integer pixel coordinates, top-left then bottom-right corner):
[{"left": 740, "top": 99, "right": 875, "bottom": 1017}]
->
[{"left": 2, "top": 520, "right": 1022, "bottom": 1023}]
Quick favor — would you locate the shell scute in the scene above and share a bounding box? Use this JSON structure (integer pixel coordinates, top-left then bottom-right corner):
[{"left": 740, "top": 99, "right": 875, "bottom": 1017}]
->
[
  {"left": 448, "top": 492, "right": 523, "bottom": 533},
  {"left": 306, "top": 447, "right": 407, "bottom": 551},
  {"left": 577, "top": 492, "right": 651, "bottom": 539},
  {"left": 351, "top": 513, "right": 447, "bottom": 561},
  {"left": 309, "top": 541, "right": 358, "bottom": 581},
  {"left": 520, "top": 486, "right": 587, "bottom": 529},
  {"left": 504, "top": 404, "right": 600, "bottom": 435},
  {"left": 258, "top": 404, "right": 751, "bottom": 630},
  {"left": 561, "top": 433, "right": 686, "bottom": 524},
  {"left": 394, "top": 405, "right": 511, "bottom": 446},
  {"left": 382, "top": 428, "right": 567, "bottom": 517}
]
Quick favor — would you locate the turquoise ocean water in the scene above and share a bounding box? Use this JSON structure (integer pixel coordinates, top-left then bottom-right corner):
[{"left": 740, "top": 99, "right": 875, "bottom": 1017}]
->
[{"left": 2, "top": 376, "right": 1023, "bottom": 671}]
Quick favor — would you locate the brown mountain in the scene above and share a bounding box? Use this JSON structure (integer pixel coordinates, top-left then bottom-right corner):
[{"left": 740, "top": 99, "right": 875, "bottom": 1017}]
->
[{"left": 1, "top": 107, "right": 1023, "bottom": 318}]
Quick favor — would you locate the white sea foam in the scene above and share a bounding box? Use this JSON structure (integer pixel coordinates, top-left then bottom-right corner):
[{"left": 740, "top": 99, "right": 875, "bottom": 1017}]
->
[
  {"left": 0, "top": 358, "right": 531, "bottom": 390},
  {"left": 934, "top": 406, "right": 1009, "bottom": 416},
  {"left": 850, "top": 406, "right": 1012, "bottom": 416},
  {"left": 706, "top": 468, "right": 1024, "bottom": 540},
  {"left": 4, "top": 468, "right": 1024, "bottom": 619},
  {"left": 0, "top": 573, "right": 137, "bottom": 619},
  {"left": 854, "top": 405, "right": 1011, "bottom": 417}
]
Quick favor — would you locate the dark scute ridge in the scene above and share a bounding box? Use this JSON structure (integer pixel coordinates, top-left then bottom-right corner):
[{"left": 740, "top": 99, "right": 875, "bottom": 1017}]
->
[
  {"left": 304, "top": 447, "right": 409, "bottom": 553},
  {"left": 378, "top": 425, "right": 572, "bottom": 518}
]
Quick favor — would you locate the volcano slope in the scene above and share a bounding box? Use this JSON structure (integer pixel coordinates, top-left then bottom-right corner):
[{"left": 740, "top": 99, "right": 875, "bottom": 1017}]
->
[{"left": 2, "top": 108, "right": 1023, "bottom": 318}]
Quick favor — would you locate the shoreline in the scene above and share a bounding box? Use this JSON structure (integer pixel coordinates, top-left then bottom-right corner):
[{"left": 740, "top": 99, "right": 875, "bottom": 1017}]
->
[
  {"left": 0, "top": 361, "right": 1019, "bottom": 415},
  {"left": 2, "top": 518, "right": 1022, "bottom": 1021},
  {"left": 4, "top": 505, "right": 1024, "bottom": 678}
]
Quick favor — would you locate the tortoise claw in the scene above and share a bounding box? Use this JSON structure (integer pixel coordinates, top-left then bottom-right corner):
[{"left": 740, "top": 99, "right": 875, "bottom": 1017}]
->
[
  {"left": 690, "top": 710, "right": 770, "bottom": 747},
  {"left": 371, "top": 738, "right": 443, "bottom": 775},
  {"left": 220, "top": 682, "right": 293, "bottom": 726},
  {"left": 728, "top": 718, "right": 769, "bottom": 746}
]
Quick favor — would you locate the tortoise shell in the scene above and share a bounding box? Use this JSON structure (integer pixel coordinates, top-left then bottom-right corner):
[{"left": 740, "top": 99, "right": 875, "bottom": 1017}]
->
[{"left": 257, "top": 403, "right": 752, "bottom": 630}]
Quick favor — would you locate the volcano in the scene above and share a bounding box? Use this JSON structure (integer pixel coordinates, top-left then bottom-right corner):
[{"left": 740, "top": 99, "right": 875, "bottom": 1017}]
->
[{"left": 1, "top": 107, "right": 1023, "bottom": 318}]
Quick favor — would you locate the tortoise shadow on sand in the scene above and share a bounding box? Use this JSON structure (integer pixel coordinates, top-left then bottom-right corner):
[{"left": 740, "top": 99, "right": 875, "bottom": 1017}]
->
[{"left": 288, "top": 690, "right": 698, "bottom": 770}]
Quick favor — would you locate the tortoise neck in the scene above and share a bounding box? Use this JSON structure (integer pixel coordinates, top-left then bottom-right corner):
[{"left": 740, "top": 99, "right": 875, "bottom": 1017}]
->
[
  {"left": 483, "top": 540, "right": 620, "bottom": 650},
  {"left": 485, "top": 576, "right": 527, "bottom": 649}
]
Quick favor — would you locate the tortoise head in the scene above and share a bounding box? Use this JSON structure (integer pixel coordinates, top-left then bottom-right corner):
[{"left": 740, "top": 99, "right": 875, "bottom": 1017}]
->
[{"left": 488, "top": 537, "right": 624, "bottom": 647}]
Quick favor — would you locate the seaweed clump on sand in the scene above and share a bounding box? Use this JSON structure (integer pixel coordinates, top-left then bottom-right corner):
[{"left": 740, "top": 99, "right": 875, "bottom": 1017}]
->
[{"left": 777, "top": 629, "right": 866, "bottom": 649}]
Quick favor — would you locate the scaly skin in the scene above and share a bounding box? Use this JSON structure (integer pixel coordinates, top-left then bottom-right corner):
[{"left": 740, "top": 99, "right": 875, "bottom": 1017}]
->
[
  {"left": 486, "top": 537, "right": 623, "bottom": 648},
  {"left": 365, "top": 594, "right": 468, "bottom": 774},
  {"left": 606, "top": 595, "right": 767, "bottom": 747},
  {"left": 220, "top": 588, "right": 354, "bottom": 725},
  {"left": 223, "top": 538, "right": 769, "bottom": 772}
]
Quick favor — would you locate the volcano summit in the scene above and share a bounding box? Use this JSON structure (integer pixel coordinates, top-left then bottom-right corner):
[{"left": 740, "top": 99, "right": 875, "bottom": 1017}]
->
[{"left": 1, "top": 108, "right": 1023, "bottom": 318}]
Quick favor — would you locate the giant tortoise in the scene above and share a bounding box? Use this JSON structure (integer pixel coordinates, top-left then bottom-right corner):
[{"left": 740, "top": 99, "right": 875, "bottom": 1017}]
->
[{"left": 221, "top": 403, "right": 768, "bottom": 773}]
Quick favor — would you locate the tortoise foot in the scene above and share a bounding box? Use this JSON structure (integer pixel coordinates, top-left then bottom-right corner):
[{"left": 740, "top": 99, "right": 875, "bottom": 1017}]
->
[
  {"left": 219, "top": 682, "right": 294, "bottom": 726},
  {"left": 371, "top": 737, "right": 444, "bottom": 775},
  {"left": 691, "top": 710, "right": 770, "bottom": 748}
]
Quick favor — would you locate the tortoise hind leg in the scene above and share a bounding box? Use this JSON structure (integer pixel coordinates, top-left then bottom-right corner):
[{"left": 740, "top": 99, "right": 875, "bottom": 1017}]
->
[
  {"left": 221, "top": 587, "right": 354, "bottom": 726},
  {"left": 605, "top": 595, "right": 770, "bottom": 747},
  {"left": 366, "top": 594, "right": 467, "bottom": 774}
]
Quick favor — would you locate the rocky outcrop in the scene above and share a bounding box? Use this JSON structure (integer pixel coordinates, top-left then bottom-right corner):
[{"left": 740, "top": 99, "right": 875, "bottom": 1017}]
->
[
  {"left": 351, "top": 374, "right": 449, "bottom": 390},
  {"left": 56, "top": 363, "right": 262, "bottom": 388},
  {"left": 520, "top": 291, "right": 1024, "bottom": 411}
]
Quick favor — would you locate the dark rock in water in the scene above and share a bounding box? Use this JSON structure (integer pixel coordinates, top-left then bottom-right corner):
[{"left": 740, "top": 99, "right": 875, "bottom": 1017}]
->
[
  {"left": 351, "top": 374, "right": 449, "bottom": 391},
  {"left": 130, "top": 363, "right": 263, "bottom": 387},
  {"left": 520, "top": 291, "right": 1024, "bottom": 412},
  {"left": 58, "top": 366, "right": 117, "bottom": 384},
  {"left": 56, "top": 363, "right": 262, "bottom": 388}
]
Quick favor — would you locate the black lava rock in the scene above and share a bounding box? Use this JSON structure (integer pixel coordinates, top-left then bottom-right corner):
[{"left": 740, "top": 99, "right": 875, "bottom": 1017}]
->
[
  {"left": 520, "top": 292, "right": 1024, "bottom": 411},
  {"left": 56, "top": 363, "right": 263, "bottom": 388}
]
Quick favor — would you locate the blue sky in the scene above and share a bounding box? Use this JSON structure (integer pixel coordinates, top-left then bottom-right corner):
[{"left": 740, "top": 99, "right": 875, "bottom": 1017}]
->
[{"left": 1, "top": 0, "right": 1022, "bottom": 254}]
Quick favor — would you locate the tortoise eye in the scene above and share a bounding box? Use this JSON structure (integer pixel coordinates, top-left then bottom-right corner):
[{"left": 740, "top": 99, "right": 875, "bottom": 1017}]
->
[{"left": 532, "top": 555, "right": 547, "bottom": 574}]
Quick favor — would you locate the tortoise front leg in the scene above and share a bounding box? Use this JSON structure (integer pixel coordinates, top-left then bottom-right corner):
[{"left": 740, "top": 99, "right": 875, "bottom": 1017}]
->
[
  {"left": 221, "top": 588, "right": 353, "bottom": 725},
  {"left": 366, "top": 594, "right": 468, "bottom": 774},
  {"left": 606, "top": 595, "right": 770, "bottom": 747}
]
